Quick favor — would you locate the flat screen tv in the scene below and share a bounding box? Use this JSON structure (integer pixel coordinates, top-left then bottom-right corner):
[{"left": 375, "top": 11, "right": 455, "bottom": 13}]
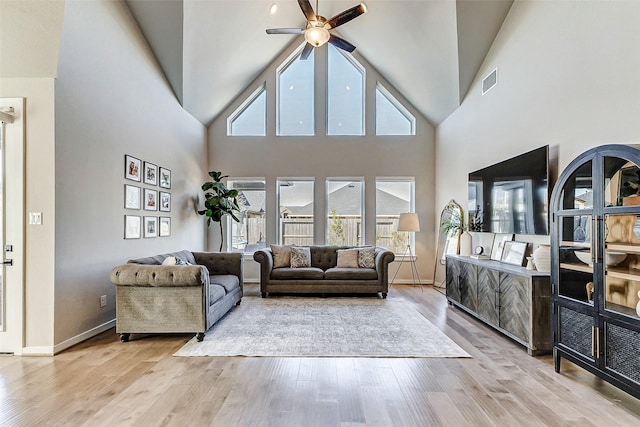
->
[{"left": 468, "top": 145, "right": 549, "bottom": 235}]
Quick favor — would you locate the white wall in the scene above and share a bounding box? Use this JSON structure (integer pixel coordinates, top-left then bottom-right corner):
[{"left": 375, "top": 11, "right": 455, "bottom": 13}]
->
[
  {"left": 208, "top": 42, "right": 436, "bottom": 283},
  {"left": 51, "top": 0, "right": 206, "bottom": 353},
  {"left": 436, "top": 1, "right": 640, "bottom": 253}
]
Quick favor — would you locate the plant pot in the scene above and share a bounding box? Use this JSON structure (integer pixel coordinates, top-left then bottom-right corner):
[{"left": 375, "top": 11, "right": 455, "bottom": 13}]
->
[{"left": 533, "top": 243, "right": 551, "bottom": 272}]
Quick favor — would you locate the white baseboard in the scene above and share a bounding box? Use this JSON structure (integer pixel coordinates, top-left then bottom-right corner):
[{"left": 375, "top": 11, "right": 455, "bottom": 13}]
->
[
  {"left": 391, "top": 279, "right": 434, "bottom": 285},
  {"left": 22, "top": 319, "right": 116, "bottom": 356}
]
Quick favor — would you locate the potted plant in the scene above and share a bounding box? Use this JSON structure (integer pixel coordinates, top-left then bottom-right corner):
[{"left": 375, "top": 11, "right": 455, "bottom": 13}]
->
[{"left": 197, "top": 171, "right": 240, "bottom": 251}]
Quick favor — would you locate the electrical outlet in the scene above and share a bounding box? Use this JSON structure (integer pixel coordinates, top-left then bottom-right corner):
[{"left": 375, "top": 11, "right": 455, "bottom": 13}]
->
[{"left": 100, "top": 295, "right": 107, "bottom": 308}]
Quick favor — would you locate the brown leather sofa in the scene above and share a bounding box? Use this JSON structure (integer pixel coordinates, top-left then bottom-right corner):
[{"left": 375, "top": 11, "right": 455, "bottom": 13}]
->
[{"left": 253, "top": 246, "right": 395, "bottom": 298}]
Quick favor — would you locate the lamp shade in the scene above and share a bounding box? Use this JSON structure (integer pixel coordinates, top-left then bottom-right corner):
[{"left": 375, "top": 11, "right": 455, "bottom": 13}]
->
[{"left": 397, "top": 213, "right": 420, "bottom": 232}]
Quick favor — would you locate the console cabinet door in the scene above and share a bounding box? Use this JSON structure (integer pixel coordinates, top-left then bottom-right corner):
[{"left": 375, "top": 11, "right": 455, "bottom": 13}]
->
[
  {"left": 459, "top": 262, "right": 478, "bottom": 311},
  {"left": 446, "top": 258, "right": 461, "bottom": 303},
  {"left": 499, "top": 272, "right": 530, "bottom": 342},
  {"left": 476, "top": 266, "right": 499, "bottom": 326}
]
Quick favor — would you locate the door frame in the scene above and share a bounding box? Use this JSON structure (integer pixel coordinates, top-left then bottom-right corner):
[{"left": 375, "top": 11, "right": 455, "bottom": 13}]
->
[{"left": 0, "top": 98, "right": 25, "bottom": 355}]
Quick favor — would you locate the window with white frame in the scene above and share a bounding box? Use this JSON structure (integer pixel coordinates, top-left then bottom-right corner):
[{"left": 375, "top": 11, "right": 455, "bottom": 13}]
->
[
  {"left": 327, "top": 45, "right": 365, "bottom": 136},
  {"left": 277, "top": 48, "right": 315, "bottom": 136},
  {"left": 227, "top": 179, "right": 266, "bottom": 253},
  {"left": 375, "top": 83, "right": 415, "bottom": 136},
  {"left": 278, "top": 179, "right": 314, "bottom": 245},
  {"left": 375, "top": 179, "right": 415, "bottom": 254},
  {"left": 326, "top": 179, "right": 364, "bottom": 245},
  {"left": 227, "top": 84, "right": 267, "bottom": 136}
]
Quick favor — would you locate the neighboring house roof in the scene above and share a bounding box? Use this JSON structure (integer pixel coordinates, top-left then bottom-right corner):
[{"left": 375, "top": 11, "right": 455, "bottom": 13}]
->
[{"left": 285, "top": 185, "right": 409, "bottom": 216}]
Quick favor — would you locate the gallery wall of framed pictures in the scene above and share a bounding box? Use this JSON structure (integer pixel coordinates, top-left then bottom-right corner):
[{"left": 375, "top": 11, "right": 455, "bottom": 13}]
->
[{"left": 124, "top": 154, "right": 172, "bottom": 239}]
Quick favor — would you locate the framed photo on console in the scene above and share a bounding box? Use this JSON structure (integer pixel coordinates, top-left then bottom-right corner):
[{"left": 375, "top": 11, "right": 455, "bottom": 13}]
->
[
  {"left": 490, "top": 233, "right": 513, "bottom": 261},
  {"left": 501, "top": 241, "right": 527, "bottom": 266}
]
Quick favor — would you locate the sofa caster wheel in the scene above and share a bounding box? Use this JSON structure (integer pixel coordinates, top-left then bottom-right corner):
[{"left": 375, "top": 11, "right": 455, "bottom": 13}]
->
[
  {"left": 119, "top": 333, "right": 130, "bottom": 343},
  {"left": 196, "top": 333, "right": 205, "bottom": 342},
  {"left": 382, "top": 293, "right": 387, "bottom": 299},
  {"left": 261, "top": 292, "right": 267, "bottom": 298},
  {"left": 236, "top": 299, "right": 242, "bottom": 306}
]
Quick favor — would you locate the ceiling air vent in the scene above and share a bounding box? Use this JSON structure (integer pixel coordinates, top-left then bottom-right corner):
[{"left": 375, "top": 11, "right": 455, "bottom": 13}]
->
[{"left": 482, "top": 68, "right": 498, "bottom": 95}]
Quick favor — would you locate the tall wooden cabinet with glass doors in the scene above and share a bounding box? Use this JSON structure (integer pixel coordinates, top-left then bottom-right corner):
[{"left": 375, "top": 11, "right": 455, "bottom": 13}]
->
[{"left": 551, "top": 144, "right": 640, "bottom": 399}]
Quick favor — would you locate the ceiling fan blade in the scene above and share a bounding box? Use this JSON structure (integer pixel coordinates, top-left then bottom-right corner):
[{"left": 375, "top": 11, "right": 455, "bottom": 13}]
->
[
  {"left": 300, "top": 43, "right": 314, "bottom": 60},
  {"left": 328, "top": 35, "right": 356, "bottom": 53},
  {"left": 266, "top": 28, "right": 304, "bottom": 35},
  {"left": 298, "top": 0, "right": 316, "bottom": 22},
  {"left": 325, "top": 3, "right": 367, "bottom": 30}
]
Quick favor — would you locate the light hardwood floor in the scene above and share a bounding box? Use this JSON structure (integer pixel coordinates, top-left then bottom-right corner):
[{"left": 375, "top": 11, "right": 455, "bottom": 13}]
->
[{"left": 1, "top": 284, "right": 639, "bottom": 427}]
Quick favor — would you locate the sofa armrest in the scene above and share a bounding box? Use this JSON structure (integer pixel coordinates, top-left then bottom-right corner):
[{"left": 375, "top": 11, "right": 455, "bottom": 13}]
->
[
  {"left": 110, "top": 264, "right": 209, "bottom": 287},
  {"left": 192, "top": 252, "right": 243, "bottom": 284},
  {"left": 253, "top": 248, "right": 273, "bottom": 284},
  {"left": 375, "top": 248, "right": 395, "bottom": 281}
]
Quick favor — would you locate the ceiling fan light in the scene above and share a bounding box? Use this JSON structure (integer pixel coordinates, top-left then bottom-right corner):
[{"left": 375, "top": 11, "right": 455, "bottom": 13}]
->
[{"left": 305, "top": 26, "right": 330, "bottom": 47}]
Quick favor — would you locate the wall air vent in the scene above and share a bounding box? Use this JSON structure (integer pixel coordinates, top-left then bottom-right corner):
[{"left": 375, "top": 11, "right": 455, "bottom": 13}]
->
[{"left": 482, "top": 68, "right": 498, "bottom": 95}]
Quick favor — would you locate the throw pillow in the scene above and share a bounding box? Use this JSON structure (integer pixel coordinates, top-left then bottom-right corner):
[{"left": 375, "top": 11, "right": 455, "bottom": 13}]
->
[
  {"left": 161, "top": 256, "right": 177, "bottom": 266},
  {"left": 271, "top": 244, "right": 294, "bottom": 268},
  {"left": 337, "top": 249, "right": 359, "bottom": 268},
  {"left": 290, "top": 246, "right": 311, "bottom": 268},
  {"left": 358, "top": 247, "right": 376, "bottom": 268}
]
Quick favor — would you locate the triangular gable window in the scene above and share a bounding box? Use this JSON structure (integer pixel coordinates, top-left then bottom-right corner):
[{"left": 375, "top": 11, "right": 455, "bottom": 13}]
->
[
  {"left": 327, "top": 44, "right": 364, "bottom": 136},
  {"left": 277, "top": 47, "right": 315, "bottom": 136},
  {"left": 375, "top": 83, "right": 415, "bottom": 135},
  {"left": 227, "top": 84, "right": 266, "bottom": 136}
]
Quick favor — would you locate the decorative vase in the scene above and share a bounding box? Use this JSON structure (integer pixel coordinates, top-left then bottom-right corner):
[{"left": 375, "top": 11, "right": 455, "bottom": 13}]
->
[
  {"left": 526, "top": 256, "right": 535, "bottom": 270},
  {"left": 533, "top": 243, "right": 551, "bottom": 272},
  {"left": 459, "top": 231, "right": 473, "bottom": 256}
]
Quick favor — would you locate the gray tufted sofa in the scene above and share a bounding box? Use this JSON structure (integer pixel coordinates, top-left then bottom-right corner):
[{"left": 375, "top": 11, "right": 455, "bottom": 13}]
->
[
  {"left": 110, "top": 250, "right": 242, "bottom": 342},
  {"left": 253, "top": 246, "right": 395, "bottom": 298}
]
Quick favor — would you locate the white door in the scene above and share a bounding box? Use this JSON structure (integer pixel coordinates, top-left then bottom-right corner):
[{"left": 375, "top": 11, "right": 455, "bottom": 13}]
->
[{"left": 0, "top": 98, "right": 25, "bottom": 355}]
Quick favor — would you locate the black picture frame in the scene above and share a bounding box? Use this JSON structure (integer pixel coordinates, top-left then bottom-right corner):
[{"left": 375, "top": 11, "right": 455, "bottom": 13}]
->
[
  {"left": 159, "top": 167, "right": 171, "bottom": 189},
  {"left": 125, "top": 155, "right": 141, "bottom": 182},
  {"left": 159, "top": 191, "right": 171, "bottom": 212},
  {"left": 144, "top": 161, "right": 158, "bottom": 186}
]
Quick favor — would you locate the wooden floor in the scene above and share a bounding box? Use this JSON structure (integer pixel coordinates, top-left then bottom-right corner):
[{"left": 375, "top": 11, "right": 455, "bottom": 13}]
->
[{"left": 1, "top": 284, "right": 639, "bottom": 427}]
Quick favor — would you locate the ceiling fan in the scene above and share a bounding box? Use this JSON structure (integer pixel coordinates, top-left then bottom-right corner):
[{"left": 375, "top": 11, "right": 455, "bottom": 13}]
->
[{"left": 266, "top": 0, "right": 367, "bottom": 60}]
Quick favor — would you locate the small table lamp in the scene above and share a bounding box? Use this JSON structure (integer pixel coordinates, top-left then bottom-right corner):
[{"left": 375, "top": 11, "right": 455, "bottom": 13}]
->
[{"left": 391, "top": 213, "right": 422, "bottom": 289}]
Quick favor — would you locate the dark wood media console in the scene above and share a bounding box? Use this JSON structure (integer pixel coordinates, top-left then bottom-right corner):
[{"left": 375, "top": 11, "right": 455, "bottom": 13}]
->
[{"left": 445, "top": 254, "right": 552, "bottom": 356}]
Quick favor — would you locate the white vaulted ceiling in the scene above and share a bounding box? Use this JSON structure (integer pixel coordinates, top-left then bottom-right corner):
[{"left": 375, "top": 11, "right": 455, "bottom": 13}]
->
[{"left": 0, "top": 0, "right": 513, "bottom": 126}]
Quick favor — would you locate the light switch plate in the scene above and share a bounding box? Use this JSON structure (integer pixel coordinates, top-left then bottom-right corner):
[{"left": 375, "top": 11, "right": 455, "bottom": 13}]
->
[{"left": 28, "top": 212, "right": 42, "bottom": 225}]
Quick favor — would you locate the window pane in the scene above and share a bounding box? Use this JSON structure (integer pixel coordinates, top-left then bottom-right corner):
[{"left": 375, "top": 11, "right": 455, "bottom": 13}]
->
[
  {"left": 227, "top": 179, "right": 266, "bottom": 253},
  {"left": 376, "top": 180, "right": 414, "bottom": 254},
  {"left": 376, "top": 84, "right": 415, "bottom": 136},
  {"left": 278, "top": 50, "right": 314, "bottom": 136},
  {"left": 278, "top": 180, "right": 314, "bottom": 245},
  {"left": 327, "top": 45, "right": 364, "bottom": 135},
  {"left": 327, "top": 180, "right": 363, "bottom": 245},
  {"left": 228, "top": 86, "right": 266, "bottom": 136}
]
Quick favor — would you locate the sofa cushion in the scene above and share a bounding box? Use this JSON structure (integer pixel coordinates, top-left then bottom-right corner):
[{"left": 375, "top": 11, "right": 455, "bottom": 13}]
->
[
  {"left": 337, "top": 249, "right": 359, "bottom": 268},
  {"left": 291, "top": 247, "right": 311, "bottom": 268},
  {"left": 271, "top": 244, "right": 294, "bottom": 268},
  {"left": 209, "top": 284, "right": 226, "bottom": 305},
  {"left": 271, "top": 267, "right": 324, "bottom": 280},
  {"left": 210, "top": 274, "right": 240, "bottom": 293},
  {"left": 358, "top": 247, "right": 376, "bottom": 268},
  {"left": 324, "top": 267, "right": 378, "bottom": 280}
]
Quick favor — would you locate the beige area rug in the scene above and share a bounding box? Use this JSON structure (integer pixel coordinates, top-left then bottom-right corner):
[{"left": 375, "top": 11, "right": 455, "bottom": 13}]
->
[{"left": 174, "top": 297, "right": 471, "bottom": 358}]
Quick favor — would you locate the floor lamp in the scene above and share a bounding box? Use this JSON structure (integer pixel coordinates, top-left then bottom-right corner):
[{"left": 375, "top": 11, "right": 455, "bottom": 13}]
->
[{"left": 391, "top": 212, "right": 422, "bottom": 290}]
